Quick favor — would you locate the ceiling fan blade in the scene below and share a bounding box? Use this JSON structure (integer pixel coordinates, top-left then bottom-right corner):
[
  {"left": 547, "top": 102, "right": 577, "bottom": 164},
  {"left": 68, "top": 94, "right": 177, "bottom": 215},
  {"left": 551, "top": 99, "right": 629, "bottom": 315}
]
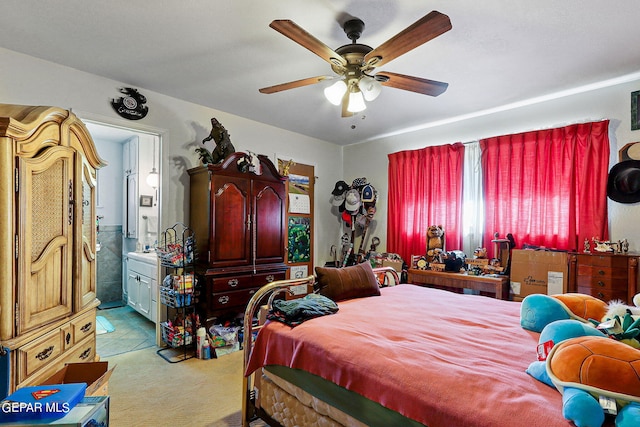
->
[
  {"left": 377, "top": 72, "right": 448, "bottom": 96},
  {"left": 364, "top": 11, "right": 451, "bottom": 68},
  {"left": 259, "top": 76, "right": 333, "bottom": 94},
  {"left": 270, "top": 20, "right": 347, "bottom": 69}
]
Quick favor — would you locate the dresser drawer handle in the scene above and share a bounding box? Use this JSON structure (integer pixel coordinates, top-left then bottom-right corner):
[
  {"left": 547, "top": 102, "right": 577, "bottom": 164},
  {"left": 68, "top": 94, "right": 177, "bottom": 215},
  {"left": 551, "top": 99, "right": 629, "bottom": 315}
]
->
[
  {"left": 597, "top": 281, "right": 605, "bottom": 287},
  {"left": 597, "top": 292, "right": 605, "bottom": 299},
  {"left": 228, "top": 279, "right": 239, "bottom": 287},
  {"left": 218, "top": 295, "right": 230, "bottom": 305},
  {"left": 79, "top": 348, "right": 92, "bottom": 360},
  {"left": 598, "top": 270, "right": 605, "bottom": 275},
  {"left": 36, "top": 346, "right": 54, "bottom": 361},
  {"left": 66, "top": 333, "right": 71, "bottom": 344},
  {"left": 266, "top": 275, "right": 275, "bottom": 283},
  {"left": 81, "top": 322, "right": 92, "bottom": 333}
]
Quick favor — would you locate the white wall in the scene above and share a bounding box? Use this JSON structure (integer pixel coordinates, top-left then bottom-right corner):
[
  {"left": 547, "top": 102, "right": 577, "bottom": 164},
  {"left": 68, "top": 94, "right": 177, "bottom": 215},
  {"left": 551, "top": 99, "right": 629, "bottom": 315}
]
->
[
  {"left": 95, "top": 140, "right": 123, "bottom": 225},
  {"left": 4, "top": 45, "right": 639, "bottom": 265},
  {"left": 0, "top": 47, "right": 343, "bottom": 267},
  {"left": 344, "top": 76, "right": 640, "bottom": 254}
]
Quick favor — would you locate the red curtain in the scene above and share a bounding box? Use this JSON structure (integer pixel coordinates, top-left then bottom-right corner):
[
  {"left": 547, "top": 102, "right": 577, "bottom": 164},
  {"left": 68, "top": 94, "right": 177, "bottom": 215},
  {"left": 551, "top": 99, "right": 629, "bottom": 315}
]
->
[
  {"left": 480, "top": 120, "right": 610, "bottom": 254},
  {"left": 387, "top": 143, "right": 465, "bottom": 263}
]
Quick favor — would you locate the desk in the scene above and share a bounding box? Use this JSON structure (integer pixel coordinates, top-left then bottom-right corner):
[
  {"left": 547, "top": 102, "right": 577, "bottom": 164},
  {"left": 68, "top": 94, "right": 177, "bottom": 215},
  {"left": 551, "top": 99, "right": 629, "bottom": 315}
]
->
[{"left": 407, "top": 268, "right": 510, "bottom": 300}]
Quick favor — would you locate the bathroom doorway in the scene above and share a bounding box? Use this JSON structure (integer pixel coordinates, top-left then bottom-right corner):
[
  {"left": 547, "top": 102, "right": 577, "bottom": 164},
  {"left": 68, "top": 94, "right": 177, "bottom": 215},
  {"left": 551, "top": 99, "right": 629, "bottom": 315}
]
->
[{"left": 83, "top": 119, "right": 163, "bottom": 311}]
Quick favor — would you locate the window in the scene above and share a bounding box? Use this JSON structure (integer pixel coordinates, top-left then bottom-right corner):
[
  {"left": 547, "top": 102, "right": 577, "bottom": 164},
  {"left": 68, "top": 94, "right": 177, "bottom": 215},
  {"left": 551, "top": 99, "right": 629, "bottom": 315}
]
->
[{"left": 388, "top": 120, "right": 610, "bottom": 262}]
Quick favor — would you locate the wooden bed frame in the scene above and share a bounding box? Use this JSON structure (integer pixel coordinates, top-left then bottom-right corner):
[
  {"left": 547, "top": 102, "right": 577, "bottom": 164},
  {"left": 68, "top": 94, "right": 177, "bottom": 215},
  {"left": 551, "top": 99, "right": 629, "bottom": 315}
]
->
[{"left": 241, "top": 267, "right": 400, "bottom": 427}]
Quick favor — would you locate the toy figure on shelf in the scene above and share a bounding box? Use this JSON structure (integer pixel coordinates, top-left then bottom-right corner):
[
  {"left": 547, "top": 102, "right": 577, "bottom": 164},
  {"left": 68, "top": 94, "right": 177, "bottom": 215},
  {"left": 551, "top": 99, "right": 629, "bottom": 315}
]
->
[
  {"left": 202, "top": 117, "right": 236, "bottom": 164},
  {"left": 426, "top": 225, "right": 444, "bottom": 262}
]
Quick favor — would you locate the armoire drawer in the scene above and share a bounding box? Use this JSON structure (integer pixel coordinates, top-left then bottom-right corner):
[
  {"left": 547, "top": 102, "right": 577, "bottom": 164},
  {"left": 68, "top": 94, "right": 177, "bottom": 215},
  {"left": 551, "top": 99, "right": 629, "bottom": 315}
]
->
[
  {"left": 209, "top": 288, "right": 258, "bottom": 311},
  {"left": 64, "top": 333, "right": 96, "bottom": 364},
  {"left": 208, "top": 271, "right": 287, "bottom": 293},
  {"left": 16, "top": 334, "right": 96, "bottom": 388},
  {"left": 209, "top": 275, "right": 255, "bottom": 292},
  {"left": 17, "top": 328, "right": 63, "bottom": 379},
  {"left": 254, "top": 271, "right": 286, "bottom": 286},
  {"left": 71, "top": 310, "right": 96, "bottom": 345}
]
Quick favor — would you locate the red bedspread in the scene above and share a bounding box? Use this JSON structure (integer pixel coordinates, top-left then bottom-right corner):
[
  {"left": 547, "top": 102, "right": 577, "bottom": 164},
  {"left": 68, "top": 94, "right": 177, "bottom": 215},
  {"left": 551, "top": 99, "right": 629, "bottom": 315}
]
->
[{"left": 246, "top": 285, "right": 576, "bottom": 427}]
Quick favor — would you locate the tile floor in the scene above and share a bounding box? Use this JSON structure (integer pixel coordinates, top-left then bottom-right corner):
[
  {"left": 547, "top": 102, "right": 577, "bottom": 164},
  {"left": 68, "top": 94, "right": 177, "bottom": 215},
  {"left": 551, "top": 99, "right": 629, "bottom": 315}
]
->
[{"left": 96, "top": 304, "right": 157, "bottom": 358}]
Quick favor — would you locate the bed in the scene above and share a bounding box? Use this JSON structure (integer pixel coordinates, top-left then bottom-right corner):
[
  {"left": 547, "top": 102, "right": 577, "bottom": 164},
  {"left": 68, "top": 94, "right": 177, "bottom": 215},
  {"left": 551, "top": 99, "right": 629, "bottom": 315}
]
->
[{"left": 241, "top": 264, "right": 595, "bottom": 427}]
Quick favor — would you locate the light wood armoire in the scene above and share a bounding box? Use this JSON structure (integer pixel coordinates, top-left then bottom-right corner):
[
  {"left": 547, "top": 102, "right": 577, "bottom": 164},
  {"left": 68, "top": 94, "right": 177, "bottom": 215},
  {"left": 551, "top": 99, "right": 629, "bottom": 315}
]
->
[
  {"left": 0, "top": 104, "right": 105, "bottom": 392},
  {"left": 188, "top": 153, "right": 287, "bottom": 323}
]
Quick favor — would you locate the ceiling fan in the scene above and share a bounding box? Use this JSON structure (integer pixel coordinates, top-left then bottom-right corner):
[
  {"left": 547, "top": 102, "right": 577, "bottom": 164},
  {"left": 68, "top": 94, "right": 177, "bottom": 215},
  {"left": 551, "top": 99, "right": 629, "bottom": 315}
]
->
[{"left": 259, "top": 10, "right": 452, "bottom": 117}]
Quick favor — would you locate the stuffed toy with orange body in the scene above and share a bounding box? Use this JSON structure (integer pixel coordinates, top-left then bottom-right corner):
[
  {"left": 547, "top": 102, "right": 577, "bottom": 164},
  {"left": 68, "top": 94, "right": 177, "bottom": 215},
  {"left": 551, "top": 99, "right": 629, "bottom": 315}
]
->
[{"left": 521, "top": 293, "right": 640, "bottom": 427}]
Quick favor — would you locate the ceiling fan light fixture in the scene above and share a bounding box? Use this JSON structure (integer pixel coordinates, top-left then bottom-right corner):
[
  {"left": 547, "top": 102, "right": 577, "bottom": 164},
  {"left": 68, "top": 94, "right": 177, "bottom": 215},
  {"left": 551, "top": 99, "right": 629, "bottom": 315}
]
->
[
  {"left": 324, "top": 80, "right": 347, "bottom": 105},
  {"left": 347, "top": 90, "right": 367, "bottom": 113},
  {"left": 358, "top": 75, "right": 382, "bottom": 101}
]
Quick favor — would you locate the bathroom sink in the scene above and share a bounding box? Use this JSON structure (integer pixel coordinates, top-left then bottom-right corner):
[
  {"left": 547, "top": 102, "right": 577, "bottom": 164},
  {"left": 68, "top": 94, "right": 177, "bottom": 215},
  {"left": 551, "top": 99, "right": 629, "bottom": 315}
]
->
[{"left": 127, "top": 251, "right": 158, "bottom": 265}]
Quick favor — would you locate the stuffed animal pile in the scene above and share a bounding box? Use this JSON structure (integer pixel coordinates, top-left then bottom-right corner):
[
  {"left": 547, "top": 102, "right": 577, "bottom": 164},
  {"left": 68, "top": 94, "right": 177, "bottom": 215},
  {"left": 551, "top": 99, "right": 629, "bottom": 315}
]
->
[{"left": 521, "top": 293, "right": 640, "bottom": 427}]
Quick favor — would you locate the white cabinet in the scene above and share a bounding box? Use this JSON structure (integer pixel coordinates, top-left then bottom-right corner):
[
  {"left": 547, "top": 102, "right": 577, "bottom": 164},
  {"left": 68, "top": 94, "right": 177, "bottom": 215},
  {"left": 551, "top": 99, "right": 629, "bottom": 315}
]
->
[
  {"left": 126, "top": 252, "right": 158, "bottom": 323},
  {"left": 123, "top": 136, "right": 139, "bottom": 175}
]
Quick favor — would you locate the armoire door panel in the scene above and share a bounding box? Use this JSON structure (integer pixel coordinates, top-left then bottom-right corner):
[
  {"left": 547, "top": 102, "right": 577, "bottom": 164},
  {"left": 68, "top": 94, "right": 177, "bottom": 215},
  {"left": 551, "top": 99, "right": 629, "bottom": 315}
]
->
[
  {"left": 18, "top": 146, "right": 74, "bottom": 334},
  {"left": 211, "top": 176, "right": 251, "bottom": 267},
  {"left": 253, "top": 181, "right": 286, "bottom": 264},
  {"left": 78, "top": 156, "right": 97, "bottom": 309}
]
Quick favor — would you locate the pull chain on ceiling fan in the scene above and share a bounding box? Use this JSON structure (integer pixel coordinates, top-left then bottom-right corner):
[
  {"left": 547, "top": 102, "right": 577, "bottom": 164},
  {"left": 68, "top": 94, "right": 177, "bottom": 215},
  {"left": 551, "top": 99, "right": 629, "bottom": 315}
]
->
[{"left": 259, "top": 10, "right": 452, "bottom": 117}]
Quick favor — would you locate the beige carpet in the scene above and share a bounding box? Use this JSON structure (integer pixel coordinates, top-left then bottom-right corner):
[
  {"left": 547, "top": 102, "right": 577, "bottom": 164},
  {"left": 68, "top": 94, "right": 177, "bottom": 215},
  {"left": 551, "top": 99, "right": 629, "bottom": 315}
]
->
[{"left": 103, "top": 346, "right": 266, "bottom": 427}]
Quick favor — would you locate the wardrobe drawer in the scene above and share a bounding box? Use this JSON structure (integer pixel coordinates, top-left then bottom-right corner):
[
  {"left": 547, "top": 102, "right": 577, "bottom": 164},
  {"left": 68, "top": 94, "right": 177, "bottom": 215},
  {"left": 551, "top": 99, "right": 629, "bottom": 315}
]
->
[
  {"left": 254, "top": 271, "right": 286, "bottom": 286},
  {"left": 209, "top": 275, "right": 254, "bottom": 292},
  {"left": 71, "top": 310, "right": 96, "bottom": 345},
  {"left": 17, "top": 329, "right": 63, "bottom": 380},
  {"left": 65, "top": 334, "right": 96, "bottom": 364},
  {"left": 209, "top": 288, "right": 258, "bottom": 311}
]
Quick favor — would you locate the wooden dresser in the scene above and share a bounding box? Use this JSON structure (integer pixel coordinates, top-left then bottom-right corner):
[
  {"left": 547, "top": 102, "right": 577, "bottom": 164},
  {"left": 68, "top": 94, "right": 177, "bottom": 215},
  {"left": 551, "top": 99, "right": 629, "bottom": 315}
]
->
[
  {"left": 0, "top": 104, "right": 105, "bottom": 392},
  {"left": 188, "top": 153, "right": 287, "bottom": 323},
  {"left": 407, "top": 269, "right": 510, "bottom": 300},
  {"left": 567, "top": 252, "right": 639, "bottom": 304}
]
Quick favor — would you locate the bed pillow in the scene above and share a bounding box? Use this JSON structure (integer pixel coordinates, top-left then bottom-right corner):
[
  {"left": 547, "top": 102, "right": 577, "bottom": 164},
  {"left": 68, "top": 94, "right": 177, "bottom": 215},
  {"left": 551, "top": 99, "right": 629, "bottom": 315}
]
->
[{"left": 315, "top": 262, "right": 381, "bottom": 302}]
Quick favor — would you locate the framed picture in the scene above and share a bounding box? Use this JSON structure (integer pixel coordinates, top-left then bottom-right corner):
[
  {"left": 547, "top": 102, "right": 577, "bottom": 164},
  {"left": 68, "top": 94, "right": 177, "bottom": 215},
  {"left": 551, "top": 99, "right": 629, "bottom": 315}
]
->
[
  {"left": 140, "top": 195, "right": 153, "bottom": 207},
  {"left": 632, "top": 90, "right": 640, "bottom": 131}
]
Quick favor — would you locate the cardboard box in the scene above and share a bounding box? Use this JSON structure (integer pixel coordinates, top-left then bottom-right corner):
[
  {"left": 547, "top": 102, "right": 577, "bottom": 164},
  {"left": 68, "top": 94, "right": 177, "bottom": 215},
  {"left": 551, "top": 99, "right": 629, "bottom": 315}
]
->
[
  {"left": 510, "top": 249, "right": 568, "bottom": 301},
  {"left": 41, "top": 362, "right": 115, "bottom": 397}
]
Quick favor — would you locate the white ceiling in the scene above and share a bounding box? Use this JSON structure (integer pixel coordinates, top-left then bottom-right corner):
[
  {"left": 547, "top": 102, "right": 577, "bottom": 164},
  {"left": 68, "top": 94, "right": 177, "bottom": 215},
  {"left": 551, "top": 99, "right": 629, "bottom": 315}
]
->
[{"left": 2, "top": 1, "right": 640, "bottom": 146}]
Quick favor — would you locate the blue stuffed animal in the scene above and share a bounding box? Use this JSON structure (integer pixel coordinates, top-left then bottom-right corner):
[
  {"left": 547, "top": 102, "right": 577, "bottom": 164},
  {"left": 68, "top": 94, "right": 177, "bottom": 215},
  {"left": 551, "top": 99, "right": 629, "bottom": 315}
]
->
[{"left": 521, "top": 293, "right": 640, "bottom": 427}]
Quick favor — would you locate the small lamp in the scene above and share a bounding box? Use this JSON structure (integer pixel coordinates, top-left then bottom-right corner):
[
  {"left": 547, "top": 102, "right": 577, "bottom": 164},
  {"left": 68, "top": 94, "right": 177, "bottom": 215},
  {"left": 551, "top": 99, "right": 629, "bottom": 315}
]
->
[
  {"left": 347, "top": 89, "right": 367, "bottom": 113},
  {"left": 324, "top": 80, "right": 347, "bottom": 105},
  {"left": 358, "top": 75, "right": 382, "bottom": 101}
]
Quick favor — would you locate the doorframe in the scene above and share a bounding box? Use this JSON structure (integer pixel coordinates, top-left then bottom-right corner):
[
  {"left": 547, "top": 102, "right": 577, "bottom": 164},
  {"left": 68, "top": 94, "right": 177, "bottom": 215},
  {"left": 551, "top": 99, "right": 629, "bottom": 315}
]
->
[
  {"left": 76, "top": 110, "right": 167, "bottom": 234},
  {"left": 76, "top": 111, "right": 166, "bottom": 340}
]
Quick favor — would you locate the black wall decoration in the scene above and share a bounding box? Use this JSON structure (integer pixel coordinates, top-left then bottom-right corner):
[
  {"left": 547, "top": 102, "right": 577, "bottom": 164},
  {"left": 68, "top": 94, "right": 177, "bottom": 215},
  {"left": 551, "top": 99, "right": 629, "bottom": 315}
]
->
[{"left": 111, "top": 87, "right": 148, "bottom": 120}]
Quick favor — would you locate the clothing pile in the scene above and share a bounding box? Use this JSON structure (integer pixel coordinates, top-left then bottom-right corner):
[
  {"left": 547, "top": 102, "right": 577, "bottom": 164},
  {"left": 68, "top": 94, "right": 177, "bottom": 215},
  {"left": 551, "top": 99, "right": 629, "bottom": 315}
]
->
[{"left": 267, "top": 293, "right": 338, "bottom": 327}]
